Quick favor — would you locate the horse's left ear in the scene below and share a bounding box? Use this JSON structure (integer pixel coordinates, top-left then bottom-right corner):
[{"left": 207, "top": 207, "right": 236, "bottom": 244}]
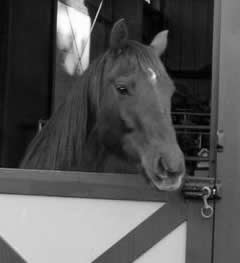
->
[
  {"left": 150, "top": 30, "right": 168, "bottom": 56},
  {"left": 110, "top": 18, "right": 128, "bottom": 50}
]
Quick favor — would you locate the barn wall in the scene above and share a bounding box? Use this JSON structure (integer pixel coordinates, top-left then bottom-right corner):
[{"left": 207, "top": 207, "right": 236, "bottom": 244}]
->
[
  {"left": 163, "top": 0, "right": 213, "bottom": 71},
  {"left": 0, "top": 0, "right": 56, "bottom": 167},
  {"left": 112, "top": 0, "right": 143, "bottom": 41},
  {"left": 0, "top": 0, "right": 10, "bottom": 166},
  {"left": 163, "top": 0, "right": 213, "bottom": 114}
]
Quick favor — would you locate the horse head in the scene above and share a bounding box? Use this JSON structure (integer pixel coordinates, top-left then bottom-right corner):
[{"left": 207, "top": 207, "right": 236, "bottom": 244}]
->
[{"left": 95, "top": 19, "right": 185, "bottom": 191}]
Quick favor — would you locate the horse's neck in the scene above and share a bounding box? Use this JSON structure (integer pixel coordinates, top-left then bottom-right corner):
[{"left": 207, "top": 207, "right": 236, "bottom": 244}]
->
[
  {"left": 78, "top": 128, "right": 138, "bottom": 174},
  {"left": 21, "top": 104, "right": 138, "bottom": 174}
]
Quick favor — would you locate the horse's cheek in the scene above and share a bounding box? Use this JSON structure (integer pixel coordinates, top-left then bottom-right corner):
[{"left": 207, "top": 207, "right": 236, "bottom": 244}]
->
[
  {"left": 97, "top": 109, "right": 124, "bottom": 149},
  {"left": 122, "top": 133, "right": 143, "bottom": 162}
]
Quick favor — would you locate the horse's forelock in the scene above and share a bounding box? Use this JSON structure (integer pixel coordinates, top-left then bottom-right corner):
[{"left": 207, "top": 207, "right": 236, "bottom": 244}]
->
[
  {"left": 129, "top": 41, "right": 166, "bottom": 75},
  {"left": 107, "top": 40, "right": 166, "bottom": 78}
]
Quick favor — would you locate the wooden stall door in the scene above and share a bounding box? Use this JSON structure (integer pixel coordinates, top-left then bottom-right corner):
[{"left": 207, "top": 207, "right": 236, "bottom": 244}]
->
[{"left": 0, "top": 169, "right": 215, "bottom": 263}]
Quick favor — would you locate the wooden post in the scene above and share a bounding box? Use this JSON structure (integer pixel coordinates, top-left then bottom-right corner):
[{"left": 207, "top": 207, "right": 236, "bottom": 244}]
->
[{"left": 214, "top": 0, "right": 240, "bottom": 261}]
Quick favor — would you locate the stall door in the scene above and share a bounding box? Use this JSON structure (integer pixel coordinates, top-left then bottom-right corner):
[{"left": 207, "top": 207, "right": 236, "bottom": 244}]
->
[{"left": 0, "top": 169, "right": 215, "bottom": 263}]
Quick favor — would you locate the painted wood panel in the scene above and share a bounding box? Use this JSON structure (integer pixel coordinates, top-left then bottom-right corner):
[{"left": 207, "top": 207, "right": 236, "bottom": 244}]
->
[
  {"left": 135, "top": 222, "right": 186, "bottom": 263},
  {"left": 0, "top": 193, "right": 189, "bottom": 263},
  {"left": 0, "top": 236, "right": 26, "bottom": 263},
  {"left": 0, "top": 194, "right": 163, "bottom": 263}
]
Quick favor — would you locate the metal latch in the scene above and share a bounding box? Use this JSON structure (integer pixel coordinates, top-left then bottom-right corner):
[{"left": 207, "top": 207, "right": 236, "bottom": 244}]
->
[{"left": 182, "top": 176, "right": 222, "bottom": 218}]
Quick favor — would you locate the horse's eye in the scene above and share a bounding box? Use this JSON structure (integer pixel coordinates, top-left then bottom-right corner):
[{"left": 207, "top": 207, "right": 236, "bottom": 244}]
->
[{"left": 116, "top": 85, "right": 129, "bottom": 95}]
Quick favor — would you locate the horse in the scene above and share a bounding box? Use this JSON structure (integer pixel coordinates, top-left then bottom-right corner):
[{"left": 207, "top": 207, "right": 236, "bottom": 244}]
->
[{"left": 20, "top": 19, "right": 185, "bottom": 191}]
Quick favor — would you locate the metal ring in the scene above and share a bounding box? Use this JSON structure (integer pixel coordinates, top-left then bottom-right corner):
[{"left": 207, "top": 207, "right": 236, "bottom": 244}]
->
[{"left": 201, "top": 205, "right": 213, "bottom": 218}]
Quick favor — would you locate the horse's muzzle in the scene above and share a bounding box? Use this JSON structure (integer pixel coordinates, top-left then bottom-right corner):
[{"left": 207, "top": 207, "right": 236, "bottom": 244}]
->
[{"left": 141, "top": 148, "right": 185, "bottom": 191}]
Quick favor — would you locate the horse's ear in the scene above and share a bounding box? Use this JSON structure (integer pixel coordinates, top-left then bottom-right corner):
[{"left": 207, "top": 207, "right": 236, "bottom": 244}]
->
[
  {"left": 150, "top": 30, "right": 168, "bottom": 56},
  {"left": 110, "top": 19, "right": 128, "bottom": 50}
]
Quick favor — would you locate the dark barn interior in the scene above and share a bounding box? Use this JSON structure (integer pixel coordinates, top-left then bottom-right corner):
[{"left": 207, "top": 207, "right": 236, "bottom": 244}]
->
[{"left": 0, "top": 0, "right": 214, "bottom": 176}]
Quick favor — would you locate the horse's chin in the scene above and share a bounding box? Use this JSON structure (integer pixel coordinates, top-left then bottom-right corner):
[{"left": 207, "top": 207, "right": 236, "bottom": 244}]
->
[{"left": 144, "top": 170, "right": 184, "bottom": 191}]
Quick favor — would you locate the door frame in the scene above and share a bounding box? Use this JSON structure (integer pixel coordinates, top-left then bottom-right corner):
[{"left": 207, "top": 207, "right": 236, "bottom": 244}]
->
[{"left": 213, "top": 0, "right": 240, "bottom": 262}]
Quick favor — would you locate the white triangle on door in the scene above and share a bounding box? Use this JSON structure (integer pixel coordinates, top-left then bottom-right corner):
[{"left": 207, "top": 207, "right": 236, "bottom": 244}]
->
[{"left": 0, "top": 194, "right": 164, "bottom": 263}]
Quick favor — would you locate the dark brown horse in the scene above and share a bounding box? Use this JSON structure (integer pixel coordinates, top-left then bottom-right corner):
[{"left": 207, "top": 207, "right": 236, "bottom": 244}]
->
[{"left": 20, "top": 19, "right": 185, "bottom": 191}]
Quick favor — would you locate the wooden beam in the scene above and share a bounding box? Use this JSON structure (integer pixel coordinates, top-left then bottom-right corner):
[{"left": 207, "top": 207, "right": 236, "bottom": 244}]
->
[
  {"left": 0, "top": 236, "right": 27, "bottom": 263},
  {"left": 93, "top": 201, "right": 187, "bottom": 262},
  {"left": 0, "top": 168, "right": 168, "bottom": 201}
]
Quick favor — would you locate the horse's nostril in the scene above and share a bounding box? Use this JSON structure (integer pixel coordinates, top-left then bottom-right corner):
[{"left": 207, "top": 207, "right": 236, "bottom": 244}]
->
[
  {"left": 157, "top": 157, "right": 172, "bottom": 174},
  {"left": 156, "top": 158, "right": 168, "bottom": 179},
  {"left": 160, "top": 157, "right": 169, "bottom": 171},
  {"left": 157, "top": 158, "right": 165, "bottom": 173},
  {"left": 167, "top": 170, "right": 182, "bottom": 178},
  {"left": 157, "top": 158, "right": 184, "bottom": 178}
]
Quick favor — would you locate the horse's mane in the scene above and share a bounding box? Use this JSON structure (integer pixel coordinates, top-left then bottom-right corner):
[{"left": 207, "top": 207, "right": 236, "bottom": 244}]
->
[{"left": 20, "top": 40, "right": 166, "bottom": 170}]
